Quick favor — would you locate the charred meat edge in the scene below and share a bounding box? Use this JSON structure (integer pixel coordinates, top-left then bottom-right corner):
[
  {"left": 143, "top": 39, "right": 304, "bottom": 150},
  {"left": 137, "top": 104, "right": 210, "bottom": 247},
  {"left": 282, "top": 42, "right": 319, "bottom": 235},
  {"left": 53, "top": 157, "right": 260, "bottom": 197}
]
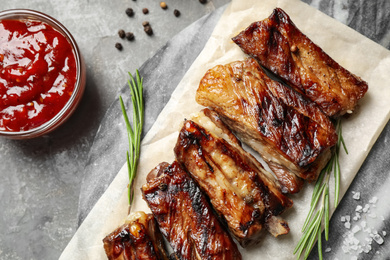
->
[
  {"left": 232, "top": 8, "right": 368, "bottom": 117},
  {"left": 142, "top": 161, "right": 242, "bottom": 260},
  {"left": 103, "top": 211, "right": 169, "bottom": 260}
]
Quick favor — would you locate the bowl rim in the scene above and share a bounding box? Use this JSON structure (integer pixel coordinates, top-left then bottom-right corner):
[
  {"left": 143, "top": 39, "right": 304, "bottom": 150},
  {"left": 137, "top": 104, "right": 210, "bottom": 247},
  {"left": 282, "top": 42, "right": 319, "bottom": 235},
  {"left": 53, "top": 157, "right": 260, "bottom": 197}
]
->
[{"left": 0, "top": 9, "right": 85, "bottom": 138}]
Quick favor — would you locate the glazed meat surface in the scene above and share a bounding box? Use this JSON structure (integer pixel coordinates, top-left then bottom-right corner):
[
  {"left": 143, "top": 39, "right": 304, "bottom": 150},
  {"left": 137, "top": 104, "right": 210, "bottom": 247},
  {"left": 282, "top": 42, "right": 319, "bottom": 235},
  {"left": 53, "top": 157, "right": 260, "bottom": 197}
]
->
[
  {"left": 196, "top": 58, "right": 337, "bottom": 192},
  {"left": 174, "top": 109, "right": 292, "bottom": 247},
  {"left": 103, "top": 211, "right": 169, "bottom": 260},
  {"left": 142, "top": 161, "right": 242, "bottom": 260},
  {"left": 232, "top": 8, "right": 368, "bottom": 117}
]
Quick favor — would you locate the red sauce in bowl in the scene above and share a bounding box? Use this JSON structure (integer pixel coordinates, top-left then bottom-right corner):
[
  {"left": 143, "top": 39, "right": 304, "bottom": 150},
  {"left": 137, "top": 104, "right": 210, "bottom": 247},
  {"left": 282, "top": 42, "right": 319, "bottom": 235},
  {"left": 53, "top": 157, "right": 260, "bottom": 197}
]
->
[{"left": 0, "top": 19, "right": 77, "bottom": 132}]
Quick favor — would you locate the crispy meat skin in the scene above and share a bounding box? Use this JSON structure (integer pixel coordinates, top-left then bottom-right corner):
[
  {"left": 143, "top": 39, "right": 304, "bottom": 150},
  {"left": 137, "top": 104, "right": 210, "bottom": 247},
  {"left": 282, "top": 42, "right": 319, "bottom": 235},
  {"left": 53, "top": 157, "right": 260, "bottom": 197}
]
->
[
  {"left": 103, "top": 212, "right": 169, "bottom": 260},
  {"left": 196, "top": 58, "right": 337, "bottom": 191},
  {"left": 232, "top": 8, "right": 368, "bottom": 117},
  {"left": 142, "top": 161, "right": 242, "bottom": 260},
  {"left": 174, "top": 109, "right": 292, "bottom": 247}
]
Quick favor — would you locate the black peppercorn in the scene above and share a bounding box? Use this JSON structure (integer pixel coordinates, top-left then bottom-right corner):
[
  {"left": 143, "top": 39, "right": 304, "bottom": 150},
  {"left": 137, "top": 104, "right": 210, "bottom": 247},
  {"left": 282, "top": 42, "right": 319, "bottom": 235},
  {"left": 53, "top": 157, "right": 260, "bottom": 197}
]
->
[
  {"left": 115, "top": 42, "right": 123, "bottom": 50},
  {"left": 173, "top": 9, "right": 180, "bottom": 17},
  {"left": 118, "top": 29, "right": 125, "bottom": 39},
  {"left": 144, "top": 25, "right": 153, "bottom": 36},
  {"left": 142, "top": 8, "right": 149, "bottom": 14},
  {"left": 199, "top": 0, "right": 207, "bottom": 3},
  {"left": 125, "top": 32, "right": 134, "bottom": 41},
  {"left": 142, "top": 21, "right": 150, "bottom": 27},
  {"left": 125, "top": 8, "right": 134, "bottom": 17}
]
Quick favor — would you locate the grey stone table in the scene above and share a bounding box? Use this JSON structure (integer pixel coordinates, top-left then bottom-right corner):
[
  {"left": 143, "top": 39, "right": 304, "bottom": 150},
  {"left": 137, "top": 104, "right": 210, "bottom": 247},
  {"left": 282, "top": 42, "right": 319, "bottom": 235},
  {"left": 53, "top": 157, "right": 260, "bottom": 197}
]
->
[
  {"left": 0, "top": 1, "right": 229, "bottom": 259},
  {"left": 0, "top": 0, "right": 389, "bottom": 259}
]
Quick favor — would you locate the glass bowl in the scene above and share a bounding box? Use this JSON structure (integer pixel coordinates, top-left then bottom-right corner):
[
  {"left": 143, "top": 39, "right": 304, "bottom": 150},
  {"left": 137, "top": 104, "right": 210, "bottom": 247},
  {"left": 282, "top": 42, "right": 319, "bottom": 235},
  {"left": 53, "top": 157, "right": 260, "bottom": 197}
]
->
[{"left": 0, "top": 9, "right": 86, "bottom": 139}]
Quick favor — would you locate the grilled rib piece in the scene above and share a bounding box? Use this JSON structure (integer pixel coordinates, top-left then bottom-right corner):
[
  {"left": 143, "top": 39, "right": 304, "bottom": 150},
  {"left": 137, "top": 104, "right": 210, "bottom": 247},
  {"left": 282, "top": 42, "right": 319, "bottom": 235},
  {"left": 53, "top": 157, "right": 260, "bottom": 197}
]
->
[
  {"left": 174, "top": 109, "right": 292, "bottom": 247},
  {"left": 103, "top": 211, "right": 169, "bottom": 260},
  {"left": 196, "top": 58, "right": 337, "bottom": 193},
  {"left": 232, "top": 8, "right": 368, "bottom": 117},
  {"left": 142, "top": 161, "right": 242, "bottom": 260}
]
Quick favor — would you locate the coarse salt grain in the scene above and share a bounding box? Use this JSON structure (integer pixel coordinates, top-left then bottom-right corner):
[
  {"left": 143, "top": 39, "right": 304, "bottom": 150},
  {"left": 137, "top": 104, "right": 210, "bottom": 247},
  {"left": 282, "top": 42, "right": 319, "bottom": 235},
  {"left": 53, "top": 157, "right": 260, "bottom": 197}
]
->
[
  {"left": 363, "top": 227, "right": 372, "bottom": 233},
  {"left": 373, "top": 234, "right": 384, "bottom": 245},
  {"left": 352, "top": 191, "right": 360, "bottom": 200},
  {"left": 369, "top": 196, "right": 378, "bottom": 204},
  {"left": 353, "top": 212, "right": 361, "bottom": 221},
  {"left": 364, "top": 245, "right": 372, "bottom": 253},
  {"left": 342, "top": 245, "right": 349, "bottom": 253},
  {"left": 352, "top": 225, "right": 361, "bottom": 233},
  {"left": 345, "top": 222, "right": 351, "bottom": 229},
  {"left": 355, "top": 205, "right": 363, "bottom": 212}
]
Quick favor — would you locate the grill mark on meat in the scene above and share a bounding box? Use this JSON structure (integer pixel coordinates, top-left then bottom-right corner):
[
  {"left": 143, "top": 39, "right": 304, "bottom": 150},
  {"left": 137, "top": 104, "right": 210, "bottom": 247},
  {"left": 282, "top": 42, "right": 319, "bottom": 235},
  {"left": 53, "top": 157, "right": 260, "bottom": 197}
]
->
[
  {"left": 196, "top": 58, "right": 337, "bottom": 190},
  {"left": 142, "top": 161, "right": 242, "bottom": 260},
  {"left": 174, "top": 111, "right": 292, "bottom": 247},
  {"left": 232, "top": 8, "right": 368, "bottom": 117}
]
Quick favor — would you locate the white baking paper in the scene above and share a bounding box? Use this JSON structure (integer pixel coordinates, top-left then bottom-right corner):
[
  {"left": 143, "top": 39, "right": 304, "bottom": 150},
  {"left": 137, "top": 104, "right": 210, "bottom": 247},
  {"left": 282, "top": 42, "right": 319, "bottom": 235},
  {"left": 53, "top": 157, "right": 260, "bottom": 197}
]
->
[{"left": 60, "top": 0, "right": 390, "bottom": 259}]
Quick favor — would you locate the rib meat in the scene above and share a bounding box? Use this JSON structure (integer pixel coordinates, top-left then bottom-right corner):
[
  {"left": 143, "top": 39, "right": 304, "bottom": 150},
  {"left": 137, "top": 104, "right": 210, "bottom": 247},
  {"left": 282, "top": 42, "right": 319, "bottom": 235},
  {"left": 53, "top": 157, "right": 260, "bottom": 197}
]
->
[
  {"left": 142, "top": 161, "right": 242, "bottom": 260},
  {"left": 196, "top": 57, "right": 337, "bottom": 193},
  {"left": 174, "top": 109, "right": 292, "bottom": 247},
  {"left": 103, "top": 211, "right": 169, "bottom": 260},
  {"left": 232, "top": 8, "right": 368, "bottom": 117}
]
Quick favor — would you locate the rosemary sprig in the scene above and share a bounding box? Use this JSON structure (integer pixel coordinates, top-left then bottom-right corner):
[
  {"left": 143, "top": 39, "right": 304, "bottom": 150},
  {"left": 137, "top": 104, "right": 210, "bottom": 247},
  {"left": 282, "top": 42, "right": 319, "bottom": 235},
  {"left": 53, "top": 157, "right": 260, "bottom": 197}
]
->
[
  {"left": 294, "top": 118, "right": 348, "bottom": 260},
  {"left": 119, "top": 70, "right": 144, "bottom": 207}
]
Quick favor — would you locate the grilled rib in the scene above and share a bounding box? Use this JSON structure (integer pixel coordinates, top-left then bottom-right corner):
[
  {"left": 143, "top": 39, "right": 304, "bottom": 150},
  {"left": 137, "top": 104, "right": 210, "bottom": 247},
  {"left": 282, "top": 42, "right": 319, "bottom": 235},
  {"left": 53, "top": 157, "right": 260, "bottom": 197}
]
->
[
  {"left": 174, "top": 109, "right": 292, "bottom": 247},
  {"left": 103, "top": 211, "right": 169, "bottom": 260},
  {"left": 196, "top": 58, "right": 337, "bottom": 193},
  {"left": 142, "top": 161, "right": 242, "bottom": 260},
  {"left": 232, "top": 8, "right": 368, "bottom": 117}
]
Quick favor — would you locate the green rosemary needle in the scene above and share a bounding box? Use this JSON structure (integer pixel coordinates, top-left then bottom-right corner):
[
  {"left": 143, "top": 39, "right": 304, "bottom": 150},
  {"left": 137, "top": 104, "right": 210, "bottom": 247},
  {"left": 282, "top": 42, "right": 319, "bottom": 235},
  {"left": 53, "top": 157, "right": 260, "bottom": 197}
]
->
[
  {"left": 119, "top": 70, "right": 144, "bottom": 207},
  {"left": 294, "top": 118, "right": 347, "bottom": 260}
]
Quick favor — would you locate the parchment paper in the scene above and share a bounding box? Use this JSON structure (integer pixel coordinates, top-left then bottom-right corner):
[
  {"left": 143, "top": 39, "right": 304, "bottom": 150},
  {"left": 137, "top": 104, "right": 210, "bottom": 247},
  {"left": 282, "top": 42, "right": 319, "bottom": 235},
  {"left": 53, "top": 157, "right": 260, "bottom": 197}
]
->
[{"left": 60, "top": 0, "right": 390, "bottom": 259}]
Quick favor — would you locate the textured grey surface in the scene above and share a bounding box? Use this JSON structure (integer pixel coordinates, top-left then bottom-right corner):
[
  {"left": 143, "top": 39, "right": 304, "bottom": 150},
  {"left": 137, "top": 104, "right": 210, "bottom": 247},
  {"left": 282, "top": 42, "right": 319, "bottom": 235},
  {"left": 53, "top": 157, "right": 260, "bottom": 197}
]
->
[
  {"left": 0, "top": 0, "right": 389, "bottom": 259},
  {"left": 0, "top": 1, "right": 229, "bottom": 259}
]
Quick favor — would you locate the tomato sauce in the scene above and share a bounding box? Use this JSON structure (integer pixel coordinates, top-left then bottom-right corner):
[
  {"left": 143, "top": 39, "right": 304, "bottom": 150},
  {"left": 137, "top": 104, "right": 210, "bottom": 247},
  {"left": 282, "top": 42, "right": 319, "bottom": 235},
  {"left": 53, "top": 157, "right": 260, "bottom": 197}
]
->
[{"left": 0, "top": 19, "right": 77, "bottom": 132}]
